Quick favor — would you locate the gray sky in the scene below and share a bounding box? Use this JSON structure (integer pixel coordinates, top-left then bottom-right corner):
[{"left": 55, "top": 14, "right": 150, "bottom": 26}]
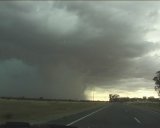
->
[{"left": 0, "top": 1, "right": 160, "bottom": 100}]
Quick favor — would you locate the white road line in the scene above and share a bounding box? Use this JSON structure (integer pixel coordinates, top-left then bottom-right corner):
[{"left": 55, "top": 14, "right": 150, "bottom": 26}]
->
[
  {"left": 134, "top": 117, "right": 142, "bottom": 124},
  {"left": 66, "top": 106, "right": 108, "bottom": 126}
]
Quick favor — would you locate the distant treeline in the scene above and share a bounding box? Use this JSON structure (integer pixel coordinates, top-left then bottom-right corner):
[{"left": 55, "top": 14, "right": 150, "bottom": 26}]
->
[
  {"left": 109, "top": 94, "right": 160, "bottom": 102},
  {"left": 0, "top": 96, "right": 103, "bottom": 102}
]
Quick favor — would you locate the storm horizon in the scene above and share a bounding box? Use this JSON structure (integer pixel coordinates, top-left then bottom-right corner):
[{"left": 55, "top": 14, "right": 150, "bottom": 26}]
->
[{"left": 0, "top": 1, "right": 160, "bottom": 101}]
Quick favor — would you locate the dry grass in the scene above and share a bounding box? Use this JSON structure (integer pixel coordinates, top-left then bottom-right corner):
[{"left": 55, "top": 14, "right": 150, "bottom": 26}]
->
[{"left": 0, "top": 99, "right": 105, "bottom": 123}]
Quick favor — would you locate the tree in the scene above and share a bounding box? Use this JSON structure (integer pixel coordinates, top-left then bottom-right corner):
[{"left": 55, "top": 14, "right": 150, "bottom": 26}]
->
[
  {"left": 109, "top": 94, "right": 119, "bottom": 102},
  {"left": 39, "top": 97, "right": 44, "bottom": 100},
  {"left": 148, "top": 96, "right": 155, "bottom": 102},
  {"left": 153, "top": 71, "right": 160, "bottom": 97},
  {"left": 143, "top": 96, "right": 147, "bottom": 100}
]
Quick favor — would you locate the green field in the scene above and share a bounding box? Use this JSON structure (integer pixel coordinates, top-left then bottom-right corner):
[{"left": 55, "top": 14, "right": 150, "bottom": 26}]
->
[{"left": 0, "top": 99, "right": 106, "bottom": 123}]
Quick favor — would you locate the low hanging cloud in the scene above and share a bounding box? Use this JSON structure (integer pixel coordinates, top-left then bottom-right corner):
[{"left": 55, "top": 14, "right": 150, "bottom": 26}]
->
[{"left": 0, "top": 1, "right": 160, "bottom": 99}]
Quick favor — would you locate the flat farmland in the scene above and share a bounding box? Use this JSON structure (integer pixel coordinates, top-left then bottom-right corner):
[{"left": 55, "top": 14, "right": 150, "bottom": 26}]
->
[{"left": 0, "top": 99, "right": 106, "bottom": 123}]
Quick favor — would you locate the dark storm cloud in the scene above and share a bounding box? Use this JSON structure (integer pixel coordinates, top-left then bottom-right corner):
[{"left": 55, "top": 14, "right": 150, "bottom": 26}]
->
[
  {"left": 0, "top": 59, "right": 43, "bottom": 97},
  {"left": 0, "top": 1, "right": 160, "bottom": 99}
]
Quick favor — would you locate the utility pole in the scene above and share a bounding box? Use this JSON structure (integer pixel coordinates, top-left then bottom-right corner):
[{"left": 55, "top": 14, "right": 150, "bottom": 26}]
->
[{"left": 92, "top": 87, "right": 95, "bottom": 101}]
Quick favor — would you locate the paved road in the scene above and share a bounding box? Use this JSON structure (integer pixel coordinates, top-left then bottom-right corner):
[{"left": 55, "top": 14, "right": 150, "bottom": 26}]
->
[{"left": 49, "top": 103, "right": 160, "bottom": 128}]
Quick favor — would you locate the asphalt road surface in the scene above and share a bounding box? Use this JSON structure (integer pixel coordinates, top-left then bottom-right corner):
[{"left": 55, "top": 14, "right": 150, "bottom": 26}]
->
[{"left": 49, "top": 103, "right": 160, "bottom": 128}]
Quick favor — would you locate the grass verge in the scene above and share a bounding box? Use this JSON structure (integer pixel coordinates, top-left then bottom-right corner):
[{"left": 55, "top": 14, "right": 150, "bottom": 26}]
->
[{"left": 128, "top": 102, "right": 160, "bottom": 111}]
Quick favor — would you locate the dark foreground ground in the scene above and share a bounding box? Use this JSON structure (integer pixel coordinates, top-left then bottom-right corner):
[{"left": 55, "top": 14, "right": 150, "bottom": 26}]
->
[{"left": 49, "top": 103, "right": 160, "bottom": 128}]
